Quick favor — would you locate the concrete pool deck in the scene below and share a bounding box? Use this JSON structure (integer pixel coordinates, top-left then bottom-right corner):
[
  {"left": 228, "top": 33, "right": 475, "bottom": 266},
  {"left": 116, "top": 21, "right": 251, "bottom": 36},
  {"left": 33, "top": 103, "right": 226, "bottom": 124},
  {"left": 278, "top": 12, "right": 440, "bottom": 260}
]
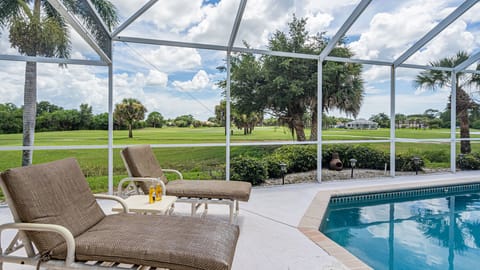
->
[{"left": 1, "top": 171, "right": 479, "bottom": 270}]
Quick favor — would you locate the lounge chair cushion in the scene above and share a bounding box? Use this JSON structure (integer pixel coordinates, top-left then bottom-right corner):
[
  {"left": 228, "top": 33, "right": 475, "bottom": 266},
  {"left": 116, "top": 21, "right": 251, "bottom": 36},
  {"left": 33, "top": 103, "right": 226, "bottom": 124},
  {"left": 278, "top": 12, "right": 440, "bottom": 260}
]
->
[
  {"left": 1, "top": 158, "right": 105, "bottom": 254},
  {"left": 167, "top": 180, "right": 252, "bottom": 202},
  {"left": 121, "top": 145, "right": 168, "bottom": 193},
  {"left": 51, "top": 214, "right": 240, "bottom": 270}
]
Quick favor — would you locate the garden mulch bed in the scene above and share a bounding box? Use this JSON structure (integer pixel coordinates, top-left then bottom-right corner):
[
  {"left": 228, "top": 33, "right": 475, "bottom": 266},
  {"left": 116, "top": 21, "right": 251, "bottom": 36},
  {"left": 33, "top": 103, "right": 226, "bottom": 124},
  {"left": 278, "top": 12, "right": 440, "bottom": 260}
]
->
[{"left": 261, "top": 168, "right": 451, "bottom": 186}]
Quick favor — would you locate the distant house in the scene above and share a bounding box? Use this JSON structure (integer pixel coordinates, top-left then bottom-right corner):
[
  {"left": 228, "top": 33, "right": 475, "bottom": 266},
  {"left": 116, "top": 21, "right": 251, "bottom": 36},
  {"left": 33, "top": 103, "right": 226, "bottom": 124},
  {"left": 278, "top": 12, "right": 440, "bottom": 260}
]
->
[{"left": 345, "top": 119, "right": 378, "bottom": 129}]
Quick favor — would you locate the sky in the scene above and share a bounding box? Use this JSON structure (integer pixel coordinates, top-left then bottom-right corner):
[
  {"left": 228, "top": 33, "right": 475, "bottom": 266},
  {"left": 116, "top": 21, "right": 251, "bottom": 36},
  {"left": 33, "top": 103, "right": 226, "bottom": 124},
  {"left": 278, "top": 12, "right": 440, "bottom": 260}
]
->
[{"left": 0, "top": 0, "right": 479, "bottom": 121}]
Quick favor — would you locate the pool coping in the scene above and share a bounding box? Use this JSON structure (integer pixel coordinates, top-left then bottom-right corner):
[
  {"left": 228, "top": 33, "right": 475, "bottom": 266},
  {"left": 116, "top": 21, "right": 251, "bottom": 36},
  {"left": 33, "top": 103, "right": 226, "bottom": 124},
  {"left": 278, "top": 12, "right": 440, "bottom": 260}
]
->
[{"left": 298, "top": 176, "right": 480, "bottom": 270}]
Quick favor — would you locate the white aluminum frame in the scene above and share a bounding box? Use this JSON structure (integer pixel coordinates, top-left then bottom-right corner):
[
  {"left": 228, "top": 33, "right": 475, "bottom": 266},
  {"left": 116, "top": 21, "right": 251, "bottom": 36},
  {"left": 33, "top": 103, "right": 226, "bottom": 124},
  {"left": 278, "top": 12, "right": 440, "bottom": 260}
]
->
[{"left": 1, "top": 0, "right": 479, "bottom": 194}]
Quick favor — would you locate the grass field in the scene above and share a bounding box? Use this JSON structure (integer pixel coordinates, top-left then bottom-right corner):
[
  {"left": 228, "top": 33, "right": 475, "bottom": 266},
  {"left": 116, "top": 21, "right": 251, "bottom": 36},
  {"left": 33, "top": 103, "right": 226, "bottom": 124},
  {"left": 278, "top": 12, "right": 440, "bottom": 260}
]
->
[{"left": 0, "top": 126, "right": 478, "bottom": 192}]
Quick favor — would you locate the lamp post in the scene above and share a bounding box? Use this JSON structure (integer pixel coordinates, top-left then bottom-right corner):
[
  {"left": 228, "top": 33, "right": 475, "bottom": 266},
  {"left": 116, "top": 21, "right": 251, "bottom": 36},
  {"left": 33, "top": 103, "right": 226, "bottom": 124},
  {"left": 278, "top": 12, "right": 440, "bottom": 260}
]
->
[
  {"left": 349, "top": 158, "right": 357, "bottom": 179},
  {"left": 221, "top": 111, "right": 226, "bottom": 135},
  {"left": 280, "top": 163, "right": 287, "bottom": 185},
  {"left": 412, "top": 157, "right": 421, "bottom": 175}
]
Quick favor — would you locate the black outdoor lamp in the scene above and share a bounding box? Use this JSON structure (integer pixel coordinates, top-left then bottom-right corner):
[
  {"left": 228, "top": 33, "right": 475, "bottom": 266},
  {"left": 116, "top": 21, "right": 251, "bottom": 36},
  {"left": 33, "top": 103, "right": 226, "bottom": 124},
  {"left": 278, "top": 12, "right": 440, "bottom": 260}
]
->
[
  {"left": 412, "top": 156, "right": 421, "bottom": 175},
  {"left": 349, "top": 158, "right": 357, "bottom": 178},
  {"left": 280, "top": 163, "right": 287, "bottom": 185}
]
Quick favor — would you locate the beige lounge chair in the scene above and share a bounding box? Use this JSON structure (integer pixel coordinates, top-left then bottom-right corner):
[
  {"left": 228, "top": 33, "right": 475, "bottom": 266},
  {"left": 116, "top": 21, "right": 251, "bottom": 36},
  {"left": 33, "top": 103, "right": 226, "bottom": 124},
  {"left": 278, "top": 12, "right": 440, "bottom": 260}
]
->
[
  {"left": 0, "top": 158, "right": 239, "bottom": 270},
  {"left": 120, "top": 145, "right": 252, "bottom": 223}
]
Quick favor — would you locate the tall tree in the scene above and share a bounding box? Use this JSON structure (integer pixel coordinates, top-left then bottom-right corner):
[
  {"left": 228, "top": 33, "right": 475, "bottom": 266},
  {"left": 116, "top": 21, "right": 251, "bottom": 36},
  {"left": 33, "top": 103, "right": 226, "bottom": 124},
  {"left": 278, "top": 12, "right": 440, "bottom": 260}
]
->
[
  {"left": 0, "top": 0, "right": 118, "bottom": 166},
  {"left": 79, "top": 103, "right": 93, "bottom": 129},
  {"left": 227, "top": 16, "right": 364, "bottom": 141},
  {"left": 146, "top": 111, "right": 164, "bottom": 128},
  {"left": 369, "top": 113, "right": 390, "bottom": 128},
  {"left": 114, "top": 98, "right": 147, "bottom": 138},
  {"left": 415, "top": 51, "right": 480, "bottom": 154},
  {"left": 214, "top": 100, "right": 227, "bottom": 135},
  {"left": 262, "top": 16, "right": 320, "bottom": 141}
]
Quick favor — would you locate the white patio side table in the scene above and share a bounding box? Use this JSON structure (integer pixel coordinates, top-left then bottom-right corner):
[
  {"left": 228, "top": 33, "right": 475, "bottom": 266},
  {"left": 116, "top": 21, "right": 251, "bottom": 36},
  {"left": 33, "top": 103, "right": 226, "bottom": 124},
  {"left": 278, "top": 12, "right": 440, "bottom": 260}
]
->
[{"left": 112, "top": 195, "right": 177, "bottom": 215}]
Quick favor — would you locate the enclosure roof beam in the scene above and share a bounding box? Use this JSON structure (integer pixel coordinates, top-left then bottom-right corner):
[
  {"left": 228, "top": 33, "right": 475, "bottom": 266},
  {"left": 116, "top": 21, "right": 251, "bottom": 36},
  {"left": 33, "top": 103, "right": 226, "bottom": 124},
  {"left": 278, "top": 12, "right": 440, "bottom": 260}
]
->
[
  {"left": 464, "top": 68, "right": 480, "bottom": 74},
  {"left": 111, "top": 0, "right": 159, "bottom": 38},
  {"left": 114, "top": 36, "right": 228, "bottom": 51},
  {"left": 393, "top": 0, "right": 478, "bottom": 68},
  {"left": 454, "top": 50, "right": 480, "bottom": 72},
  {"left": 47, "top": 0, "right": 111, "bottom": 64},
  {"left": 234, "top": 47, "right": 318, "bottom": 59},
  {"left": 227, "top": 0, "right": 247, "bottom": 52},
  {"left": 325, "top": 56, "right": 392, "bottom": 66},
  {"left": 84, "top": 0, "right": 111, "bottom": 37},
  {"left": 398, "top": 63, "right": 453, "bottom": 72},
  {"left": 318, "top": 0, "right": 372, "bottom": 60},
  {"left": 0, "top": 55, "right": 107, "bottom": 66}
]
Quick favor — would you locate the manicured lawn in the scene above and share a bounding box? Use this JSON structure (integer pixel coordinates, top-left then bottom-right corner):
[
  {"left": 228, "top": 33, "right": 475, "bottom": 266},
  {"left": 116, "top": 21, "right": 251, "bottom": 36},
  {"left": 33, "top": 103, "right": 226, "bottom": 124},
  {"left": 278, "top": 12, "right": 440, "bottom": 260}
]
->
[
  {"left": 0, "top": 126, "right": 478, "bottom": 192},
  {"left": 0, "top": 127, "right": 478, "bottom": 146}
]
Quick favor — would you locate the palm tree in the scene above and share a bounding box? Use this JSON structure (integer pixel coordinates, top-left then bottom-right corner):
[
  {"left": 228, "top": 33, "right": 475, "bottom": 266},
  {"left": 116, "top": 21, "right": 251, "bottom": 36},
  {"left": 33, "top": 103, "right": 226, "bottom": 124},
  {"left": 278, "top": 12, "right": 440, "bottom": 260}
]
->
[
  {"left": 0, "top": 0, "right": 118, "bottom": 166},
  {"left": 114, "top": 98, "right": 147, "bottom": 138},
  {"left": 415, "top": 51, "right": 480, "bottom": 154}
]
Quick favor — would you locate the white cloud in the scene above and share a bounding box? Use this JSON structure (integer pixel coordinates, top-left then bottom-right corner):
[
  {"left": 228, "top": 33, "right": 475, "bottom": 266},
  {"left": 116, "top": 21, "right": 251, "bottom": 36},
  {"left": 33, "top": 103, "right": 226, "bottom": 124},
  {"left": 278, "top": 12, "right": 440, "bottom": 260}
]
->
[
  {"left": 406, "top": 20, "right": 475, "bottom": 65},
  {"left": 139, "top": 0, "right": 205, "bottom": 33},
  {"left": 344, "top": 0, "right": 478, "bottom": 83},
  {"left": 173, "top": 70, "right": 210, "bottom": 91},
  {"left": 349, "top": 2, "right": 441, "bottom": 61},
  {"left": 304, "top": 12, "right": 334, "bottom": 35},
  {"left": 187, "top": 0, "right": 239, "bottom": 44},
  {"left": 233, "top": 0, "right": 293, "bottom": 48},
  {"left": 146, "top": 70, "right": 168, "bottom": 87}
]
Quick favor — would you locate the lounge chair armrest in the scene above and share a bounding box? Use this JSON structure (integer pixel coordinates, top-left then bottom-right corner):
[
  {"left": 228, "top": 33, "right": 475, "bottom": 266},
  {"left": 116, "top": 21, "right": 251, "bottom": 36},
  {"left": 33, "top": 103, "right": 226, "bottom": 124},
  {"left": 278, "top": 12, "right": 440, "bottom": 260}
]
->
[
  {"left": 0, "top": 222, "right": 76, "bottom": 266},
  {"left": 117, "top": 177, "right": 166, "bottom": 195},
  {"left": 162, "top": 169, "right": 183, "bottom": 180},
  {"left": 94, "top": 194, "right": 129, "bottom": 213}
]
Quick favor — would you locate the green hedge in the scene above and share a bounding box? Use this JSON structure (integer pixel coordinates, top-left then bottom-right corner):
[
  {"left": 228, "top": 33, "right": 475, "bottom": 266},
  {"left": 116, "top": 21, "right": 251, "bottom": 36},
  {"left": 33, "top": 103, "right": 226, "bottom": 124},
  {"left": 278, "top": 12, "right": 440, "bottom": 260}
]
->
[
  {"left": 273, "top": 145, "right": 317, "bottom": 173},
  {"left": 230, "top": 145, "right": 429, "bottom": 185},
  {"left": 230, "top": 156, "right": 268, "bottom": 185},
  {"left": 457, "top": 153, "right": 480, "bottom": 170}
]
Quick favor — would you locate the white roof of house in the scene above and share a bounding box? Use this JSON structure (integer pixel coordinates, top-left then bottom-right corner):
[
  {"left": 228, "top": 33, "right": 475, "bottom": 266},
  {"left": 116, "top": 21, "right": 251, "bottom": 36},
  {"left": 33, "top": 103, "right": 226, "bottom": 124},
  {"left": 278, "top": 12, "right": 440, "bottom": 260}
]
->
[{"left": 347, "top": 119, "right": 377, "bottom": 125}]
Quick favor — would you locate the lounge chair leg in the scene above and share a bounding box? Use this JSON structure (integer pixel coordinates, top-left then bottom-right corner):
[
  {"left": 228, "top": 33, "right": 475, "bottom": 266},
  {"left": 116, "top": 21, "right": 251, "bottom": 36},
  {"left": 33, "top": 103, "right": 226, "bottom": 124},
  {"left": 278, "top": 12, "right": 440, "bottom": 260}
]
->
[
  {"left": 202, "top": 203, "right": 208, "bottom": 218},
  {"left": 229, "top": 203, "right": 234, "bottom": 224},
  {"left": 191, "top": 203, "right": 196, "bottom": 216}
]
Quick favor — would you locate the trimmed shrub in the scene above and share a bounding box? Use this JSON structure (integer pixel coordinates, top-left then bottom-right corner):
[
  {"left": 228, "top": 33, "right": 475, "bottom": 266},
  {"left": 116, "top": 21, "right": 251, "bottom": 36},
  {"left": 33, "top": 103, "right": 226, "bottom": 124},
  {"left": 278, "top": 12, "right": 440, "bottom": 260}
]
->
[
  {"left": 422, "top": 149, "right": 449, "bottom": 163},
  {"left": 273, "top": 145, "right": 317, "bottom": 173},
  {"left": 263, "top": 155, "right": 286, "bottom": 179},
  {"left": 231, "top": 156, "right": 267, "bottom": 185},
  {"left": 323, "top": 145, "right": 388, "bottom": 170},
  {"left": 395, "top": 154, "right": 424, "bottom": 171},
  {"left": 457, "top": 154, "right": 480, "bottom": 170}
]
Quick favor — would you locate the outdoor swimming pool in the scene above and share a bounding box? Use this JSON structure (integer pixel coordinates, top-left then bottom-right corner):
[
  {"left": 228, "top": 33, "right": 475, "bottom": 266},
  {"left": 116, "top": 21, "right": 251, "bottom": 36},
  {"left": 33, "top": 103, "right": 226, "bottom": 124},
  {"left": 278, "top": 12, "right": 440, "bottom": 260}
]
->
[{"left": 320, "top": 184, "right": 480, "bottom": 270}]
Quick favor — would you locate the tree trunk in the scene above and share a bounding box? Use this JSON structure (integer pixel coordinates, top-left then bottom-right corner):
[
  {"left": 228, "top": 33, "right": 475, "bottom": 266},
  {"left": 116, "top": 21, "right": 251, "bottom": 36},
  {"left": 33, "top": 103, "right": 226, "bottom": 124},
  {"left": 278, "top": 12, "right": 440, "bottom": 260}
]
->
[
  {"left": 458, "top": 109, "right": 471, "bottom": 154},
  {"left": 292, "top": 114, "right": 306, "bottom": 141},
  {"left": 456, "top": 88, "right": 471, "bottom": 154},
  {"left": 22, "top": 62, "right": 37, "bottom": 166},
  {"left": 310, "top": 106, "right": 317, "bottom": 141},
  {"left": 128, "top": 123, "right": 133, "bottom": 138}
]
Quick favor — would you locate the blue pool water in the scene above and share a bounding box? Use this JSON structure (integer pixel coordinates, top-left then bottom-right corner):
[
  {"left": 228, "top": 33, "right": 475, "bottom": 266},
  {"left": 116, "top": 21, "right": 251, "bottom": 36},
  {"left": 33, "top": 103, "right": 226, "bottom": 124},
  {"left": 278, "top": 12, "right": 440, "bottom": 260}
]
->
[{"left": 320, "top": 185, "right": 480, "bottom": 270}]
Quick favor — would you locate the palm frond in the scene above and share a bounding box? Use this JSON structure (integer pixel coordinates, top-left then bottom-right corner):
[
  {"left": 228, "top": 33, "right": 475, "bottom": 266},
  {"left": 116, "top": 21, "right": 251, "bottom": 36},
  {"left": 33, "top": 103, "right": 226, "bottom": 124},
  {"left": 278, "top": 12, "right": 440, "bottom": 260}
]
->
[
  {"left": 0, "top": 0, "right": 23, "bottom": 27},
  {"left": 43, "top": 1, "right": 71, "bottom": 59}
]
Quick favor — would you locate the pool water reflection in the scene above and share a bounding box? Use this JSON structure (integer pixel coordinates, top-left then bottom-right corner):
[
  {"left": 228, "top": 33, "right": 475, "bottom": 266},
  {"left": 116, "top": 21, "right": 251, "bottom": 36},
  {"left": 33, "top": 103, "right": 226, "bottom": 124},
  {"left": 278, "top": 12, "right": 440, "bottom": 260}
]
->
[{"left": 320, "top": 191, "right": 480, "bottom": 270}]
